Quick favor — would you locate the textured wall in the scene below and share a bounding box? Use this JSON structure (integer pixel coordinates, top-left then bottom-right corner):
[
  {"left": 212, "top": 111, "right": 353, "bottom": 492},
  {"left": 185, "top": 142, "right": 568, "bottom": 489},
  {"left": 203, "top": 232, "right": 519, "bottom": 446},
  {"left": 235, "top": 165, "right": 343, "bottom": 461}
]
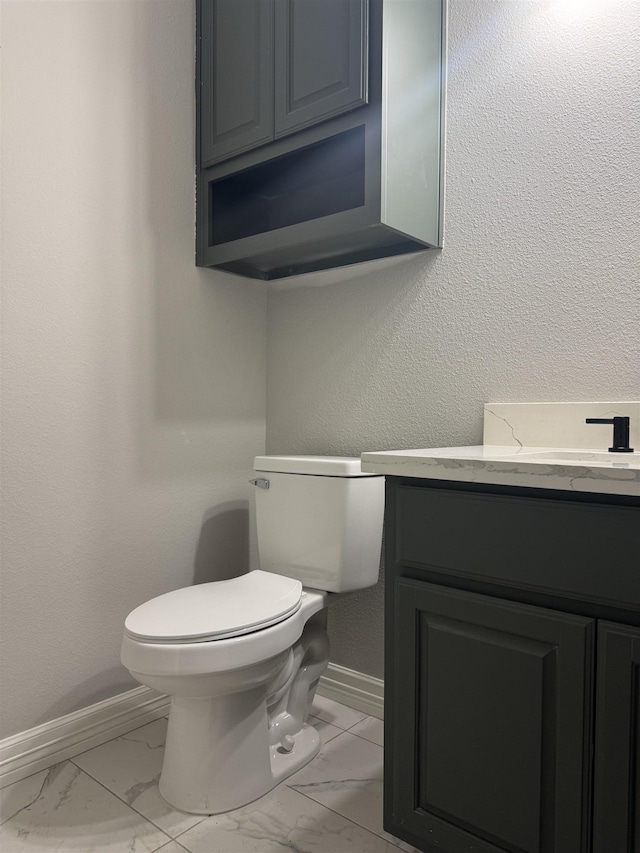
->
[
  {"left": 2, "top": 0, "right": 639, "bottom": 738},
  {"left": 267, "top": 0, "right": 640, "bottom": 679},
  {"left": 0, "top": 1, "right": 266, "bottom": 738}
]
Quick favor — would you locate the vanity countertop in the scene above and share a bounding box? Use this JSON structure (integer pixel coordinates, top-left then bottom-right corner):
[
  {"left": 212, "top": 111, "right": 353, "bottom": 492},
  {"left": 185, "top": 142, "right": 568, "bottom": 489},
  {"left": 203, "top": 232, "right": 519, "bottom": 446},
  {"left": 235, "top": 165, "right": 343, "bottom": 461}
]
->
[{"left": 361, "top": 445, "right": 640, "bottom": 497}]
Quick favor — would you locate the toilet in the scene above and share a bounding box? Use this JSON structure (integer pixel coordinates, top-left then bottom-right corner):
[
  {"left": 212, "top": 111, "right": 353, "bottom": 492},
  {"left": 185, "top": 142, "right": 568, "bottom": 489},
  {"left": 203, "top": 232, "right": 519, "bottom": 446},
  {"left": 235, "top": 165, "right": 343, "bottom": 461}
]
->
[{"left": 121, "top": 455, "right": 384, "bottom": 815}]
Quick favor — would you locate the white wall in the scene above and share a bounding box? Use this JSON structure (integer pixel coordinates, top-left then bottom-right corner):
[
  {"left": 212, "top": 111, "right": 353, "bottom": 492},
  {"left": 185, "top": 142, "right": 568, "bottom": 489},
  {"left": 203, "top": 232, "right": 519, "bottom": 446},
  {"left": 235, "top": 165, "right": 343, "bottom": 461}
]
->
[
  {"left": 267, "top": 0, "right": 640, "bottom": 679},
  {"left": 2, "top": 0, "right": 638, "bottom": 737},
  {"left": 0, "top": 0, "right": 266, "bottom": 739}
]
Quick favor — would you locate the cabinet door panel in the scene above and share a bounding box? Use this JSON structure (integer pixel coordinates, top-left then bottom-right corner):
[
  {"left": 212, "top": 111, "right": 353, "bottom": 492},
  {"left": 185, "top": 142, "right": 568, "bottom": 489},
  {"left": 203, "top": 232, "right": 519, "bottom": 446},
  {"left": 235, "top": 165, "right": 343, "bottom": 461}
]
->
[
  {"left": 387, "top": 579, "right": 594, "bottom": 853},
  {"left": 200, "top": 0, "right": 274, "bottom": 167},
  {"left": 274, "top": 0, "right": 368, "bottom": 138},
  {"left": 593, "top": 622, "right": 640, "bottom": 853}
]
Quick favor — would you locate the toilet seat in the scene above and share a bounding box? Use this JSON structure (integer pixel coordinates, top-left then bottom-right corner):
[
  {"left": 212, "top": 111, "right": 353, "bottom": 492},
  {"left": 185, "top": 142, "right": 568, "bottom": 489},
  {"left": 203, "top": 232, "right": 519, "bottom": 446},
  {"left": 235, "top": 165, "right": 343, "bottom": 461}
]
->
[
  {"left": 122, "top": 588, "right": 328, "bottom": 679},
  {"left": 124, "top": 571, "right": 302, "bottom": 644}
]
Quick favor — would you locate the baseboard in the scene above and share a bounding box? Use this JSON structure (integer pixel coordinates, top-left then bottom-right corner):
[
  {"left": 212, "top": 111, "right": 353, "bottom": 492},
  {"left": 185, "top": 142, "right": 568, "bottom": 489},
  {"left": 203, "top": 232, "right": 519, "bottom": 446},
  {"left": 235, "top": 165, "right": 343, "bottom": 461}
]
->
[
  {"left": 317, "top": 662, "right": 384, "bottom": 720},
  {"left": 0, "top": 663, "right": 382, "bottom": 789},
  {"left": 0, "top": 687, "right": 170, "bottom": 789}
]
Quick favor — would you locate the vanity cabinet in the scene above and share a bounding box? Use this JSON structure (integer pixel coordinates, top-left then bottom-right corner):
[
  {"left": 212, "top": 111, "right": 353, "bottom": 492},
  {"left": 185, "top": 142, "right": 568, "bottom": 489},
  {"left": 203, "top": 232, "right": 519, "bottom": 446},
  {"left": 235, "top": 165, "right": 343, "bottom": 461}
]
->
[
  {"left": 592, "top": 622, "right": 640, "bottom": 853},
  {"left": 196, "top": 0, "right": 446, "bottom": 280},
  {"left": 384, "top": 478, "right": 640, "bottom": 853}
]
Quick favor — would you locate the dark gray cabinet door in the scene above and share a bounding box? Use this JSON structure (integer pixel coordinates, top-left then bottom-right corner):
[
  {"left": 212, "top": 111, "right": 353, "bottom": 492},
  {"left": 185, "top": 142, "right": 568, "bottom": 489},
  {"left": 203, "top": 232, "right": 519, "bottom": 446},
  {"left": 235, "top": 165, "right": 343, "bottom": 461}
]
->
[
  {"left": 200, "top": 0, "right": 274, "bottom": 167},
  {"left": 387, "top": 579, "right": 594, "bottom": 853},
  {"left": 593, "top": 621, "right": 640, "bottom": 853},
  {"left": 274, "top": 0, "right": 368, "bottom": 138}
]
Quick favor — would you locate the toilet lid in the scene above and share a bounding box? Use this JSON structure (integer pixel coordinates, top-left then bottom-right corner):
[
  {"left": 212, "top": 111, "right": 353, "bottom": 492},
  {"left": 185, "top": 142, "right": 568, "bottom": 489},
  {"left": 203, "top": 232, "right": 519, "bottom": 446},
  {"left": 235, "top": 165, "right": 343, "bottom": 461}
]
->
[{"left": 124, "top": 571, "right": 303, "bottom": 643}]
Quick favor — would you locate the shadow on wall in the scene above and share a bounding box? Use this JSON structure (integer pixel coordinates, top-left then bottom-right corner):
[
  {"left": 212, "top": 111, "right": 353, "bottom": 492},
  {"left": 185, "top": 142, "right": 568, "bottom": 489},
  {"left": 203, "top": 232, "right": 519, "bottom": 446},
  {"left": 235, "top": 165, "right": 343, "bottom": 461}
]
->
[
  {"left": 35, "top": 501, "right": 250, "bottom": 727},
  {"left": 122, "top": 1, "right": 266, "bottom": 480},
  {"left": 35, "top": 667, "right": 136, "bottom": 729},
  {"left": 193, "top": 501, "right": 251, "bottom": 585},
  {"left": 139, "top": 1, "right": 265, "bottom": 422}
]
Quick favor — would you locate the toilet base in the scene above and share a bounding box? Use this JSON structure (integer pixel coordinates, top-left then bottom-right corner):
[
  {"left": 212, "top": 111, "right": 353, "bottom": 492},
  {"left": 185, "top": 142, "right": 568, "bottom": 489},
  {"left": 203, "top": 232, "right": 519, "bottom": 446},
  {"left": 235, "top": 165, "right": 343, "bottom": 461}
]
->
[
  {"left": 269, "top": 722, "right": 320, "bottom": 787},
  {"left": 159, "top": 692, "right": 321, "bottom": 815},
  {"left": 157, "top": 617, "right": 329, "bottom": 815}
]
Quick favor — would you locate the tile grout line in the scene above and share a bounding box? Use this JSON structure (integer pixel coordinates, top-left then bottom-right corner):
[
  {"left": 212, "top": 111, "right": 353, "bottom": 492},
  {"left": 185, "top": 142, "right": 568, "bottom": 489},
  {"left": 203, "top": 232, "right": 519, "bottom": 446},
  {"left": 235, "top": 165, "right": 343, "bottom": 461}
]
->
[
  {"left": 63, "top": 707, "right": 382, "bottom": 851},
  {"left": 151, "top": 840, "right": 188, "bottom": 853},
  {"left": 312, "top": 713, "right": 368, "bottom": 731},
  {"left": 165, "top": 719, "right": 378, "bottom": 846},
  {"left": 0, "top": 713, "right": 176, "bottom": 791},
  {"left": 25, "top": 760, "right": 176, "bottom": 852},
  {"left": 347, "top": 729, "right": 384, "bottom": 748},
  {"left": 168, "top": 779, "right": 410, "bottom": 853},
  {"left": 310, "top": 714, "right": 349, "bottom": 731},
  {"left": 66, "top": 716, "right": 208, "bottom": 841},
  {"left": 1, "top": 761, "right": 53, "bottom": 792},
  {"left": 345, "top": 714, "right": 381, "bottom": 729},
  {"left": 156, "top": 841, "right": 191, "bottom": 853},
  {"left": 318, "top": 723, "right": 384, "bottom": 750},
  {"left": 74, "top": 714, "right": 171, "bottom": 760},
  {"left": 281, "top": 782, "right": 410, "bottom": 853},
  {"left": 67, "top": 756, "right": 208, "bottom": 843}
]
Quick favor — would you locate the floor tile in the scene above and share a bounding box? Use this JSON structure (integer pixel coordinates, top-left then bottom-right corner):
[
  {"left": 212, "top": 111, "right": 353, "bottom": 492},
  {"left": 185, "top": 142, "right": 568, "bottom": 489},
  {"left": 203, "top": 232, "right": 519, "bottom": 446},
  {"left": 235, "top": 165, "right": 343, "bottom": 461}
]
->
[
  {"left": 1, "top": 698, "right": 403, "bottom": 852},
  {"left": 287, "top": 730, "right": 384, "bottom": 836},
  {"left": 308, "top": 714, "right": 343, "bottom": 743},
  {"left": 72, "top": 718, "right": 204, "bottom": 837},
  {"left": 287, "top": 730, "right": 420, "bottom": 853},
  {"left": 377, "top": 829, "right": 423, "bottom": 853},
  {"left": 311, "top": 695, "right": 368, "bottom": 730},
  {"left": 0, "top": 761, "right": 170, "bottom": 852},
  {"left": 175, "top": 784, "right": 405, "bottom": 853},
  {"left": 349, "top": 716, "right": 384, "bottom": 747}
]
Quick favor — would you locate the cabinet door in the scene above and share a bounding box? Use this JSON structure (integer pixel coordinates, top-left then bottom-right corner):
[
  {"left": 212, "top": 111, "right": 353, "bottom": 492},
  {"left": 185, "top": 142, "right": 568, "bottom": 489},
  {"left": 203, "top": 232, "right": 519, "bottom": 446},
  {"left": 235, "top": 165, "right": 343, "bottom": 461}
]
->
[
  {"left": 274, "top": 0, "right": 368, "bottom": 138},
  {"left": 386, "top": 579, "right": 594, "bottom": 853},
  {"left": 199, "top": 0, "right": 274, "bottom": 167},
  {"left": 593, "top": 622, "right": 640, "bottom": 853}
]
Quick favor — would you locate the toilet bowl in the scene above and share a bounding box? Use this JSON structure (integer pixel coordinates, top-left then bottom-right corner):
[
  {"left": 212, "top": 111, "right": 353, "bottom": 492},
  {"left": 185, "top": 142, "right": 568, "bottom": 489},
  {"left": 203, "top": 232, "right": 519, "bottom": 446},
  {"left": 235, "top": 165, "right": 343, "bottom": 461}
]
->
[
  {"left": 121, "top": 456, "right": 384, "bottom": 815},
  {"left": 122, "top": 580, "right": 328, "bottom": 814}
]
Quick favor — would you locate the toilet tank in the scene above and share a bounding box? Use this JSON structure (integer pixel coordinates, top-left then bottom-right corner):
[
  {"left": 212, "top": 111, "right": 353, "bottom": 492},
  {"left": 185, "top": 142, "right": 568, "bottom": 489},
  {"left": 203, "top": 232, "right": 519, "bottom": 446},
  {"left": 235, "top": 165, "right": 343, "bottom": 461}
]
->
[{"left": 253, "top": 456, "right": 385, "bottom": 593}]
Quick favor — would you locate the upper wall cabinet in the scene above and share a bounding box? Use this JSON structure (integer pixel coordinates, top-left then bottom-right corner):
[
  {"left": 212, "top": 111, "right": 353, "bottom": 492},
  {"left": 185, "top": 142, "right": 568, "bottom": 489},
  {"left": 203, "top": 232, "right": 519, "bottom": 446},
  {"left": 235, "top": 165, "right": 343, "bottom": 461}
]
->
[
  {"left": 200, "top": 0, "right": 274, "bottom": 167},
  {"left": 274, "top": 0, "right": 368, "bottom": 139},
  {"left": 200, "top": 0, "right": 368, "bottom": 168},
  {"left": 196, "top": 0, "right": 447, "bottom": 281}
]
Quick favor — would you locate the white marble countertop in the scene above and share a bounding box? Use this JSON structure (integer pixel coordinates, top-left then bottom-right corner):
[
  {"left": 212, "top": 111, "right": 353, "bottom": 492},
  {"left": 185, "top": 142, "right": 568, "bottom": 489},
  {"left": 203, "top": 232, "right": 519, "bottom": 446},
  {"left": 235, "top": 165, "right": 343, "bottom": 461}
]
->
[{"left": 361, "top": 445, "right": 640, "bottom": 497}]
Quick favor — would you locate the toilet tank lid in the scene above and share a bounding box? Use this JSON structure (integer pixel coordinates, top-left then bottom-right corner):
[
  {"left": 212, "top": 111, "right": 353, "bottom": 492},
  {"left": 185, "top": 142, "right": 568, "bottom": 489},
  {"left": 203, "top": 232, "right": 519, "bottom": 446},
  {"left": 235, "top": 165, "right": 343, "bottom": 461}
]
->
[{"left": 254, "top": 456, "right": 378, "bottom": 477}]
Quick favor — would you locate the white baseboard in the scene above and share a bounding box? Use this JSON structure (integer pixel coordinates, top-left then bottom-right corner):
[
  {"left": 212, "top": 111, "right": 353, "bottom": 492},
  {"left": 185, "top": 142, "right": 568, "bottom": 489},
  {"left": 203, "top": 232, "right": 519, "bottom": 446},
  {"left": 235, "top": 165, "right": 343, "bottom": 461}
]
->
[
  {"left": 0, "top": 662, "right": 382, "bottom": 790},
  {"left": 317, "top": 662, "right": 384, "bottom": 720},
  {"left": 0, "top": 687, "right": 170, "bottom": 789}
]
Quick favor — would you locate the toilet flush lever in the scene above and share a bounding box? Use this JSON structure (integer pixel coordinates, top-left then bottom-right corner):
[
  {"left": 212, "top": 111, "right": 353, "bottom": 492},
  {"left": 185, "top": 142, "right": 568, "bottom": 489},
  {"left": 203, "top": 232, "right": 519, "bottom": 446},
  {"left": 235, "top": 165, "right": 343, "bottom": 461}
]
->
[{"left": 249, "top": 478, "right": 270, "bottom": 489}]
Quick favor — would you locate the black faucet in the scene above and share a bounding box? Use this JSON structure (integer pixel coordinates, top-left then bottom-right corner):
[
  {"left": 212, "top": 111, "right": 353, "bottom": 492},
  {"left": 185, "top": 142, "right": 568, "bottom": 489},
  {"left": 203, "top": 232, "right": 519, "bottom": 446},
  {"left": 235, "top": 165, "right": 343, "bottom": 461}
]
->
[{"left": 585, "top": 416, "right": 634, "bottom": 453}]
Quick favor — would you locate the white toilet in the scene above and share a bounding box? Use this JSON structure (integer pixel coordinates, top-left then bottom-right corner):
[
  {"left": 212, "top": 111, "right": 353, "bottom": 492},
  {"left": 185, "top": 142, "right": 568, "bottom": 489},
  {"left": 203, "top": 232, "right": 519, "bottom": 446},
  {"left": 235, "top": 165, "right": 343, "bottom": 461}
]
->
[{"left": 121, "top": 455, "right": 384, "bottom": 815}]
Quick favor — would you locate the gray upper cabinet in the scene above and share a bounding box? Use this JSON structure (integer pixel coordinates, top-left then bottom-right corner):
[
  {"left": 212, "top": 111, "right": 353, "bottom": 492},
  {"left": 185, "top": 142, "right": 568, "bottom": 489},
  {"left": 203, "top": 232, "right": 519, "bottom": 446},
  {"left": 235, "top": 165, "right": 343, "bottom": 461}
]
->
[
  {"left": 200, "top": 0, "right": 274, "bottom": 168},
  {"left": 274, "top": 0, "right": 368, "bottom": 138},
  {"left": 196, "top": 0, "right": 447, "bottom": 280},
  {"left": 200, "top": 0, "right": 367, "bottom": 168}
]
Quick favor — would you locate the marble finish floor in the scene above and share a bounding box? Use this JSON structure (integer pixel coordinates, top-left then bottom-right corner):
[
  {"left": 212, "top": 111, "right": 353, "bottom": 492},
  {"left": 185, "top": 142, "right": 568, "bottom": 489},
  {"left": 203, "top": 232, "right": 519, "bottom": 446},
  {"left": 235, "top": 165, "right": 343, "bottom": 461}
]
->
[{"left": 0, "top": 696, "right": 418, "bottom": 853}]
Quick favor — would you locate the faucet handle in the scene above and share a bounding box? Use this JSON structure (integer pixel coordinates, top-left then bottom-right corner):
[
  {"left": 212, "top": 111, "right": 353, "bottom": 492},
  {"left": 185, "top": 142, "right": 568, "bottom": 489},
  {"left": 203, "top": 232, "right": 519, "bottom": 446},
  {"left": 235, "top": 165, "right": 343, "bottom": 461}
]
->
[{"left": 585, "top": 416, "right": 633, "bottom": 453}]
